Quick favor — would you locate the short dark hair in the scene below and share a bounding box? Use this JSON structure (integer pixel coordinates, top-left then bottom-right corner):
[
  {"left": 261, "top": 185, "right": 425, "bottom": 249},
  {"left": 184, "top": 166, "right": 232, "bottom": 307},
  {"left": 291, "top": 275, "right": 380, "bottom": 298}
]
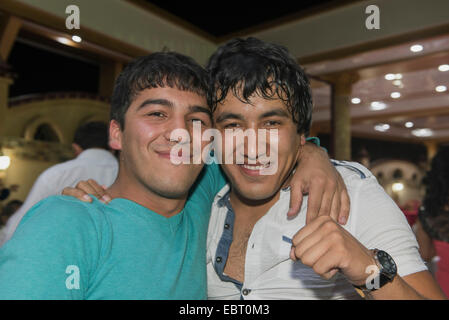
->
[
  {"left": 111, "top": 51, "right": 210, "bottom": 129},
  {"left": 206, "top": 37, "right": 313, "bottom": 135},
  {"left": 73, "top": 121, "right": 109, "bottom": 150}
]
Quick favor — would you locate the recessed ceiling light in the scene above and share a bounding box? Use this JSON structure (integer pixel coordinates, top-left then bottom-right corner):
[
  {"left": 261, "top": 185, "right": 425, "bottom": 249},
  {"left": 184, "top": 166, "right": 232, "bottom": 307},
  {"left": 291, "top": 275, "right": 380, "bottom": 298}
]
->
[
  {"left": 351, "top": 97, "right": 361, "bottom": 104},
  {"left": 390, "top": 92, "right": 401, "bottom": 99},
  {"left": 385, "top": 73, "right": 395, "bottom": 80},
  {"left": 374, "top": 123, "right": 390, "bottom": 132},
  {"left": 72, "top": 35, "right": 82, "bottom": 43},
  {"left": 392, "top": 79, "right": 403, "bottom": 87},
  {"left": 56, "top": 37, "right": 71, "bottom": 45},
  {"left": 410, "top": 44, "right": 423, "bottom": 53},
  {"left": 435, "top": 85, "right": 447, "bottom": 92},
  {"left": 370, "top": 101, "right": 387, "bottom": 111},
  {"left": 405, "top": 121, "right": 414, "bottom": 128},
  {"left": 438, "top": 64, "right": 449, "bottom": 72},
  {"left": 394, "top": 73, "right": 403, "bottom": 80},
  {"left": 412, "top": 128, "right": 433, "bottom": 137}
]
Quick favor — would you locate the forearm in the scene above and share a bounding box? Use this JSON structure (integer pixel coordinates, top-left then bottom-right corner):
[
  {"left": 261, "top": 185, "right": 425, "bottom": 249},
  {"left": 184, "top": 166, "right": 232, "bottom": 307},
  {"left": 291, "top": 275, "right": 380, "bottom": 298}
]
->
[
  {"left": 366, "top": 276, "right": 425, "bottom": 300},
  {"left": 366, "top": 272, "right": 447, "bottom": 300}
]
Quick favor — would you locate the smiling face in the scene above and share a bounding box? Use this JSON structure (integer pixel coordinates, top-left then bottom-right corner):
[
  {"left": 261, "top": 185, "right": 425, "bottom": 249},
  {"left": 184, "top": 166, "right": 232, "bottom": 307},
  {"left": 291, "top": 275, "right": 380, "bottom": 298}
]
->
[
  {"left": 110, "top": 86, "right": 212, "bottom": 200},
  {"left": 213, "top": 92, "right": 305, "bottom": 202}
]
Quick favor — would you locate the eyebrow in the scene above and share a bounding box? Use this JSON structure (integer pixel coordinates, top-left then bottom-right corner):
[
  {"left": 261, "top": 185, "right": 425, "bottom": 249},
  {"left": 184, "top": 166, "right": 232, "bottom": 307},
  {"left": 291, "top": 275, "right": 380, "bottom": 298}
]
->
[
  {"left": 137, "top": 99, "right": 174, "bottom": 111},
  {"left": 188, "top": 105, "right": 212, "bottom": 118},
  {"left": 137, "top": 99, "right": 211, "bottom": 117},
  {"left": 259, "top": 109, "right": 290, "bottom": 119},
  {"left": 215, "top": 112, "right": 245, "bottom": 123},
  {"left": 215, "top": 108, "right": 290, "bottom": 123}
]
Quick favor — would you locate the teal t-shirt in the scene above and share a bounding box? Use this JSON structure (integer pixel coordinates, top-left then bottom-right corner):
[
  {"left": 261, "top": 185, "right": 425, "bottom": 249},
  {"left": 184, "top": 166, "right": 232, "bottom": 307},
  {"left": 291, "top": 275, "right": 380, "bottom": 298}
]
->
[{"left": 0, "top": 163, "right": 226, "bottom": 299}]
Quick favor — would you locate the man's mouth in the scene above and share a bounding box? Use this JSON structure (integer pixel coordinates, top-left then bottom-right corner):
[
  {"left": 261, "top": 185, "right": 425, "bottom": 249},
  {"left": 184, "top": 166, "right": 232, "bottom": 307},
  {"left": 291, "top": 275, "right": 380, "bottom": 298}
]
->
[
  {"left": 240, "top": 163, "right": 270, "bottom": 170},
  {"left": 238, "top": 162, "right": 272, "bottom": 176}
]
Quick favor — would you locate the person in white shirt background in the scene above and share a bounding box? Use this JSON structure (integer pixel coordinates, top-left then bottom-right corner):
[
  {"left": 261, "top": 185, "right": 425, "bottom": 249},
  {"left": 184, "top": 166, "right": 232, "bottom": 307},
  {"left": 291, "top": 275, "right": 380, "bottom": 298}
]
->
[
  {"left": 204, "top": 37, "right": 446, "bottom": 300},
  {"left": 0, "top": 121, "right": 118, "bottom": 247}
]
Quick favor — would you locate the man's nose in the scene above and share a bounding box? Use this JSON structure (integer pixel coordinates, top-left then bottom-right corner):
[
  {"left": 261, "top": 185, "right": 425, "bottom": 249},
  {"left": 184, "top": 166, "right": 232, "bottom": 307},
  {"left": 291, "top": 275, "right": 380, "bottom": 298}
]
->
[{"left": 164, "top": 118, "right": 189, "bottom": 143}]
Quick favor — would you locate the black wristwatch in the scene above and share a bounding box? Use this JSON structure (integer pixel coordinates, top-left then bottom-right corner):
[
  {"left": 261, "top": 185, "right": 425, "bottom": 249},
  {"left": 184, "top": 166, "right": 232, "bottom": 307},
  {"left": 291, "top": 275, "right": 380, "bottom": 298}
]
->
[{"left": 354, "top": 249, "right": 397, "bottom": 297}]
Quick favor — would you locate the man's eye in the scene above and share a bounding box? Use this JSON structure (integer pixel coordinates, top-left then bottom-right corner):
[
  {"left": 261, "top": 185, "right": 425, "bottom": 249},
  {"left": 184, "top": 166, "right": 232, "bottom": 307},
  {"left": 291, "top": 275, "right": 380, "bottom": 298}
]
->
[
  {"left": 147, "top": 112, "right": 165, "bottom": 118},
  {"left": 224, "top": 123, "right": 240, "bottom": 129},
  {"left": 265, "top": 120, "right": 280, "bottom": 127},
  {"left": 191, "top": 119, "right": 205, "bottom": 125}
]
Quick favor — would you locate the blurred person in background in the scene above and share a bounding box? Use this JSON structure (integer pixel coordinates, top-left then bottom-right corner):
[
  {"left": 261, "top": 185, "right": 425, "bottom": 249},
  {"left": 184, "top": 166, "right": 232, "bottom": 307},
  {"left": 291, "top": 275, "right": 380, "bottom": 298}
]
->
[
  {"left": 415, "top": 146, "right": 449, "bottom": 297},
  {"left": 0, "top": 181, "right": 19, "bottom": 202},
  {"left": 0, "top": 200, "right": 23, "bottom": 244},
  {"left": 0, "top": 122, "right": 118, "bottom": 247}
]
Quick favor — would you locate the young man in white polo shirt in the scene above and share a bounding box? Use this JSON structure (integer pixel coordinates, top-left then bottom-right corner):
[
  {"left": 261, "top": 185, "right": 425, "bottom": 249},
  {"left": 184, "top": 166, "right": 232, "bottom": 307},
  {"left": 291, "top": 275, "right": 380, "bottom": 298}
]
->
[{"left": 205, "top": 37, "right": 446, "bottom": 299}]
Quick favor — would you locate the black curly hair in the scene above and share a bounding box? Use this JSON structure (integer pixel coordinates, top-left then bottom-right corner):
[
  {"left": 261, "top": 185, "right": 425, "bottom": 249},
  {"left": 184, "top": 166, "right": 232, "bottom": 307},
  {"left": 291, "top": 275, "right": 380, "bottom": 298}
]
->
[
  {"left": 206, "top": 37, "right": 313, "bottom": 136},
  {"left": 422, "top": 146, "right": 449, "bottom": 218}
]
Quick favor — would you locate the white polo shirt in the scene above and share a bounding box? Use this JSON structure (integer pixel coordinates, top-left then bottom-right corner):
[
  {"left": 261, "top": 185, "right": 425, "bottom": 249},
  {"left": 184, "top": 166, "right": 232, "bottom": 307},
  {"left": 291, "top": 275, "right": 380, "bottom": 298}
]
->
[{"left": 206, "top": 160, "right": 427, "bottom": 300}]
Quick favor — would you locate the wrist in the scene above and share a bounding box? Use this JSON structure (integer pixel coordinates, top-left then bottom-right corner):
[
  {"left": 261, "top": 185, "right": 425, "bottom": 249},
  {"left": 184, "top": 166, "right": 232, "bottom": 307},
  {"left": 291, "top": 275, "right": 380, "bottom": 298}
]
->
[
  {"left": 351, "top": 250, "right": 378, "bottom": 287},
  {"left": 353, "top": 249, "right": 398, "bottom": 297}
]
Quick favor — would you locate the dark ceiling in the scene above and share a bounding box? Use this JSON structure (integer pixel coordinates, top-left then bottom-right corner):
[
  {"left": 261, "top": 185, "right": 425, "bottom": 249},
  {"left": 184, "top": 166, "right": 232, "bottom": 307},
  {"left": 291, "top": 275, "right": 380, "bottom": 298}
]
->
[{"left": 144, "top": 0, "right": 354, "bottom": 38}]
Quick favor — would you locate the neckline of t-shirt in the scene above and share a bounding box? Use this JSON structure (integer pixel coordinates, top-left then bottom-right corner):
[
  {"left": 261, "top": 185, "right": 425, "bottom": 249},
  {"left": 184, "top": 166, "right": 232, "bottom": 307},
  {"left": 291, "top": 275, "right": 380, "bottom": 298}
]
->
[{"left": 107, "top": 197, "right": 185, "bottom": 226}]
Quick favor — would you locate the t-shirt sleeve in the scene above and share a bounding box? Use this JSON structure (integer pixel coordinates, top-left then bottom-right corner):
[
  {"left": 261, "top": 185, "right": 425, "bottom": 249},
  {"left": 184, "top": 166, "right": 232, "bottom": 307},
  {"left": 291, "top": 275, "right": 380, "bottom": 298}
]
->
[
  {"left": 345, "top": 171, "right": 427, "bottom": 278},
  {"left": 0, "top": 196, "right": 101, "bottom": 299}
]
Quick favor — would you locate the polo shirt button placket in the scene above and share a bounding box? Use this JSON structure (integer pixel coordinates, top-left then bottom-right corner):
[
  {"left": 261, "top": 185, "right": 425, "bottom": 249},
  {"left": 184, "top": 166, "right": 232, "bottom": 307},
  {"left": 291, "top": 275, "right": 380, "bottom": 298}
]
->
[{"left": 216, "top": 256, "right": 222, "bottom": 263}]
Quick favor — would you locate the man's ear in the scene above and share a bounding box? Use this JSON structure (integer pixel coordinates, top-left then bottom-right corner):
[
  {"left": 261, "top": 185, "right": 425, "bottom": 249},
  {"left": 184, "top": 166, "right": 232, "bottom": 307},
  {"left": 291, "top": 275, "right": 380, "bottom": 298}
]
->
[
  {"left": 72, "top": 143, "right": 83, "bottom": 156},
  {"left": 109, "top": 120, "right": 123, "bottom": 150},
  {"left": 300, "top": 134, "right": 306, "bottom": 146}
]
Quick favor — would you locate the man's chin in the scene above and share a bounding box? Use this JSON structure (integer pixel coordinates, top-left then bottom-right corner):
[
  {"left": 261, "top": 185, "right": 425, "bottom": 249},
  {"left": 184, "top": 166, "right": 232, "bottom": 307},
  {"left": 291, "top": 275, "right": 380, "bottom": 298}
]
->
[
  {"left": 150, "top": 184, "right": 191, "bottom": 200},
  {"left": 234, "top": 185, "right": 280, "bottom": 202}
]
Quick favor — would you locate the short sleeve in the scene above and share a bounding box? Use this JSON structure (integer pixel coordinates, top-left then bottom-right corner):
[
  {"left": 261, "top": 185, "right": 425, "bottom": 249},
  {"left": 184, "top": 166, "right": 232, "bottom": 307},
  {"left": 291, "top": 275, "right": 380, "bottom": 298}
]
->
[
  {"left": 0, "top": 196, "right": 102, "bottom": 299},
  {"left": 346, "top": 173, "right": 427, "bottom": 277}
]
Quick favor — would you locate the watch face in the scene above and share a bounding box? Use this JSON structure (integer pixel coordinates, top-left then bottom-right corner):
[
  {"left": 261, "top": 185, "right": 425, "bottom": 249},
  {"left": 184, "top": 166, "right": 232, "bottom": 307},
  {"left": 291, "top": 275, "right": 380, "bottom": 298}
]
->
[{"left": 377, "top": 250, "right": 397, "bottom": 276}]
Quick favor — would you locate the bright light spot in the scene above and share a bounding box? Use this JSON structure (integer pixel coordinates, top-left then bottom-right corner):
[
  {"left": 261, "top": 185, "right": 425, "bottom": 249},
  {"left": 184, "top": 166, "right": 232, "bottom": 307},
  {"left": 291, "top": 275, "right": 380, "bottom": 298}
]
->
[
  {"left": 374, "top": 123, "right": 390, "bottom": 132},
  {"left": 392, "top": 182, "right": 404, "bottom": 192},
  {"left": 412, "top": 128, "right": 433, "bottom": 137},
  {"left": 56, "top": 37, "right": 71, "bottom": 45},
  {"left": 395, "top": 73, "right": 403, "bottom": 80},
  {"left": 435, "top": 85, "right": 447, "bottom": 93},
  {"left": 390, "top": 92, "right": 401, "bottom": 99},
  {"left": 71, "top": 35, "right": 82, "bottom": 43},
  {"left": 385, "top": 73, "right": 395, "bottom": 80},
  {"left": 405, "top": 122, "right": 414, "bottom": 128},
  {"left": 438, "top": 64, "right": 449, "bottom": 72},
  {"left": 351, "top": 97, "right": 361, "bottom": 104},
  {"left": 410, "top": 44, "right": 423, "bottom": 53},
  {"left": 392, "top": 80, "right": 403, "bottom": 87},
  {"left": 370, "top": 101, "right": 387, "bottom": 111},
  {"left": 0, "top": 156, "right": 10, "bottom": 170}
]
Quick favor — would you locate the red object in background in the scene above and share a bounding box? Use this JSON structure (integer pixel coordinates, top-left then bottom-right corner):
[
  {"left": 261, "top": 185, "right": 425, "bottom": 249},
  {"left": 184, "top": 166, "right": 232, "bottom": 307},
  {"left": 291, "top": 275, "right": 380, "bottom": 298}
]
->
[
  {"left": 402, "top": 209, "right": 419, "bottom": 226},
  {"left": 400, "top": 200, "right": 421, "bottom": 227},
  {"left": 433, "top": 240, "right": 449, "bottom": 298}
]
